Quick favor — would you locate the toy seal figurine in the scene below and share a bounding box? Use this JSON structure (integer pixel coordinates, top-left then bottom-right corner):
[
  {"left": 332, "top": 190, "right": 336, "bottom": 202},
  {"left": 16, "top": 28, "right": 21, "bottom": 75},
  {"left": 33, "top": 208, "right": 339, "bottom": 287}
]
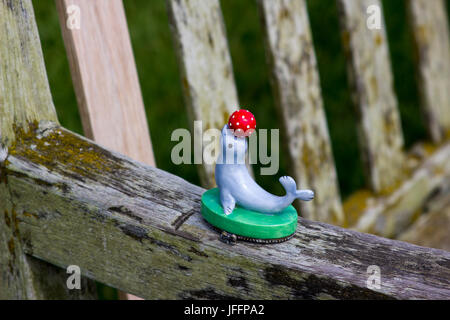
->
[{"left": 201, "top": 109, "right": 314, "bottom": 244}]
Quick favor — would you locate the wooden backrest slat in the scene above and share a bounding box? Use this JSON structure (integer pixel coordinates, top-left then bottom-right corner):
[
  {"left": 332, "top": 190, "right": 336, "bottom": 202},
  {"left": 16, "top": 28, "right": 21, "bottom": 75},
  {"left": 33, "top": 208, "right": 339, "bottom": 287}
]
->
[
  {"left": 166, "top": 0, "right": 239, "bottom": 188},
  {"left": 407, "top": 0, "right": 450, "bottom": 143},
  {"left": 258, "top": 0, "right": 344, "bottom": 225},
  {"left": 338, "top": 0, "right": 405, "bottom": 193},
  {"left": 55, "top": 0, "right": 155, "bottom": 166},
  {"left": 0, "top": 0, "right": 58, "bottom": 147},
  {"left": 55, "top": 0, "right": 153, "bottom": 300}
]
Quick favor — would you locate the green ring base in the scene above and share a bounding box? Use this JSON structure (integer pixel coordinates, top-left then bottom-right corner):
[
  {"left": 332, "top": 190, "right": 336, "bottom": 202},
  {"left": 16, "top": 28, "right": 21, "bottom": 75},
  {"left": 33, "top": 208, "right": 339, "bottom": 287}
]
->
[{"left": 201, "top": 188, "right": 298, "bottom": 239}]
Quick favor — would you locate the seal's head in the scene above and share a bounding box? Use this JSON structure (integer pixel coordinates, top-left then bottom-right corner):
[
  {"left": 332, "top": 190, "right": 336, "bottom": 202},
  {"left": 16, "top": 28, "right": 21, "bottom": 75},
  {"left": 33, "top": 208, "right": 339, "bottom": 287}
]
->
[{"left": 218, "top": 124, "right": 247, "bottom": 165}]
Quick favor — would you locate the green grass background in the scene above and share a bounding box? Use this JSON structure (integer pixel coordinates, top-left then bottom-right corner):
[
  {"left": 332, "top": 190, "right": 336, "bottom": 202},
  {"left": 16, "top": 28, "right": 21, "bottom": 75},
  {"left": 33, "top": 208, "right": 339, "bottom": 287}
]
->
[{"left": 32, "top": 0, "right": 450, "bottom": 299}]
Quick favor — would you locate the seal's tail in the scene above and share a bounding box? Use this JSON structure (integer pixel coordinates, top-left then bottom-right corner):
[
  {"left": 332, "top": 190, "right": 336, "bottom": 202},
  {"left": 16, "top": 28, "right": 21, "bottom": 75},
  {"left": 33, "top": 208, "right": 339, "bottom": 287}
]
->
[{"left": 279, "top": 176, "right": 315, "bottom": 202}]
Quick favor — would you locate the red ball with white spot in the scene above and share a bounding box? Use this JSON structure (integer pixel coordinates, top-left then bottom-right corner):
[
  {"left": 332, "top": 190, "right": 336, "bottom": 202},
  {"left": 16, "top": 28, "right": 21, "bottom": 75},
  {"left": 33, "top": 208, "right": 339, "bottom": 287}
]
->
[{"left": 228, "top": 109, "right": 256, "bottom": 137}]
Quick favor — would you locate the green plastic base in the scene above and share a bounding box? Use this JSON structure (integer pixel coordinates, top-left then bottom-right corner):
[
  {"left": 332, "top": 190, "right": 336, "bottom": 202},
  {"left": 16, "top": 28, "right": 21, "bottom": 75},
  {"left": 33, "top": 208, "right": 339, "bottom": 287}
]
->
[{"left": 201, "top": 188, "right": 298, "bottom": 239}]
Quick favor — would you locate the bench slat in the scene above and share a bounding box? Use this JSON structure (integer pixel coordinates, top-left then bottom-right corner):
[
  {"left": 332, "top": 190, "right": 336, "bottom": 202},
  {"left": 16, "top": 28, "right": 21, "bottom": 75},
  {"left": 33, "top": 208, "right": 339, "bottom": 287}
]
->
[
  {"left": 0, "top": 0, "right": 58, "bottom": 147},
  {"left": 338, "top": 0, "right": 405, "bottom": 193},
  {"left": 407, "top": 0, "right": 450, "bottom": 143},
  {"left": 55, "top": 0, "right": 155, "bottom": 166},
  {"left": 0, "top": 0, "right": 96, "bottom": 299},
  {"left": 4, "top": 123, "right": 450, "bottom": 299},
  {"left": 258, "top": 0, "right": 344, "bottom": 225},
  {"left": 166, "top": 0, "right": 240, "bottom": 188}
]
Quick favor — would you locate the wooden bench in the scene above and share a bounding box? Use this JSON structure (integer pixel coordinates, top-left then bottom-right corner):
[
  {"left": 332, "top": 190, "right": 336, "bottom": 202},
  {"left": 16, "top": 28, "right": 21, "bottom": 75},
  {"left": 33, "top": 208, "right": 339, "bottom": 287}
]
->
[{"left": 0, "top": 0, "right": 449, "bottom": 299}]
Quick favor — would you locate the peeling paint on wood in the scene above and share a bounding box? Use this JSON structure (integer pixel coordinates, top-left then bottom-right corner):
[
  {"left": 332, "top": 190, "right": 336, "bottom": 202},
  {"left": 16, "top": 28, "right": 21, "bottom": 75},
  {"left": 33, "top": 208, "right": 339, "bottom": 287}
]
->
[
  {"left": 258, "top": 0, "right": 344, "bottom": 225},
  {"left": 337, "top": 0, "right": 405, "bottom": 193},
  {"left": 166, "top": 0, "right": 240, "bottom": 188},
  {"left": 407, "top": 0, "right": 450, "bottom": 143},
  {"left": 3, "top": 123, "right": 449, "bottom": 299}
]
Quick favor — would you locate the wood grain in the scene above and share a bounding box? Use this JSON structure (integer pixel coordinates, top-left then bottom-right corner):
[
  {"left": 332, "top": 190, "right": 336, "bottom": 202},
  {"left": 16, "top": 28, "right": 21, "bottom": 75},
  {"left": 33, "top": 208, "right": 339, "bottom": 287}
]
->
[
  {"left": 258, "top": 0, "right": 344, "bottom": 225},
  {"left": 407, "top": 0, "right": 450, "bottom": 143},
  {"left": 55, "top": 0, "right": 155, "bottom": 165},
  {"left": 2, "top": 122, "right": 449, "bottom": 299},
  {"left": 166, "top": 0, "right": 239, "bottom": 188},
  {"left": 338, "top": 0, "right": 405, "bottom": 193},
  {"left": 0, "top": 0, "right": 96, "bottom": 299}
]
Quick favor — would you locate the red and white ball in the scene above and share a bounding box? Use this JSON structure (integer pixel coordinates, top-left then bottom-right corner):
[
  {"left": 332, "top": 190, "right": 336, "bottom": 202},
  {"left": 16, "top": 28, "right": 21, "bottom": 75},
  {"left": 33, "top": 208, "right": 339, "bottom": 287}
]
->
[{"left": 228, "top": 109, "right": 256, "bottom": 137}]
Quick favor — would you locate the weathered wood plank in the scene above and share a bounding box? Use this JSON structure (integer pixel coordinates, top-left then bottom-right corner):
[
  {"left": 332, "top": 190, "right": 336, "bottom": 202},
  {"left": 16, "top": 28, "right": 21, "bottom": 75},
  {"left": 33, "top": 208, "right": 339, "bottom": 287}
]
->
[
  {"left": 55, "top": 0, "right": 155, "bottom": 165},
  {"left": 407, "top": 0, "right": 450, "bottom": 143},
  {"left": 3, "top": 122, "right": 449, "bottom": 299},
  {"left": 0, "top": 0, "right": 58, "bottom": 147},
  {"left": 0, "top": 181, "right": 96, "bottom": 299},
  {"left": 0, "top": 0, "right": 96, "bottom": 299},
  {"left": 337, "top": 0, "right": 405, "bottom": 193},
  {"left": 258, "top": 0, "right": 344, "bottom": 225},
  {"left": 345, "top": 142, "right": 450, "bottom": 237},
  {"left": 166, "top": 0, "right": 240, "bottom": 188}
]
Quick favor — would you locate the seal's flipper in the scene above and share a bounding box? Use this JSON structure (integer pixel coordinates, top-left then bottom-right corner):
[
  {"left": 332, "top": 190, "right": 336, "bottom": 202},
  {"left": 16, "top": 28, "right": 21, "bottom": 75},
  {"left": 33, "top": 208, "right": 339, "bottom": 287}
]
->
[
  {"left": 279, "top": 176, "right": 297, "bottom": 196},
  {"left": 220, "top": 189, "right": 235, "bottom": 215},
  {"left": 280, "top": 176, "right": 314, "bottom": 201}
]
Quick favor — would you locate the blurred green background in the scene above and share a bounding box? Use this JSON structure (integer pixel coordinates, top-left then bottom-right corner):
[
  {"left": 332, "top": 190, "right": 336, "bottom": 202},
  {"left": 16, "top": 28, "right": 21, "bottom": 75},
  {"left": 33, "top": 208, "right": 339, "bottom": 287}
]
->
[{"left": 32, "top": 0, "right": 449, "bottom": 298}]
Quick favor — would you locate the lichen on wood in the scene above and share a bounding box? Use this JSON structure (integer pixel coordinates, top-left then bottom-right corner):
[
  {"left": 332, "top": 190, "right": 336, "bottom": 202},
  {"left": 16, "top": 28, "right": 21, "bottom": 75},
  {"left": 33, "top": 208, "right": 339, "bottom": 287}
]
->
[
  {"left": 3, "top": 123, "right": 449, "bottom": 299},
  {"left": 0, "top": 0, "right": 58, "bottom": 147},
  {"left": 1, "top": 123, "right": 97, "bottom": 299},
  {"left": 258, "top": 0, "right": 344, "bottom": 225}
]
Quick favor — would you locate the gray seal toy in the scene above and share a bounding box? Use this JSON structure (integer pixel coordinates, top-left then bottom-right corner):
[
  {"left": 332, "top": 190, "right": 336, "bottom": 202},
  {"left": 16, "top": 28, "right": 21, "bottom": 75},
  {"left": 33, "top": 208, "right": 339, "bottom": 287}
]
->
[{"left": 215, "top": 124, "right": 314, "bottom": 215}]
